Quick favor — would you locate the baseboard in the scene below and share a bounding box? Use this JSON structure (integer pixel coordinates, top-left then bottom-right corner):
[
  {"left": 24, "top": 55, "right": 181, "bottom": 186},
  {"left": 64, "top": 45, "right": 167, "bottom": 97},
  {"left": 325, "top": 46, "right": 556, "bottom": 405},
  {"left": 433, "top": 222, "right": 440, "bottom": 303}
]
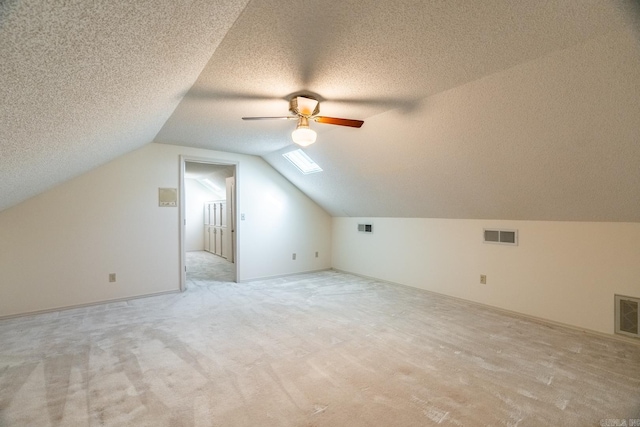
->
[
  {"left": 331, "top": 268, "right": 640, "bottom": 347},
  {"left": 0, "top": 289, "right": 181, "bottom": 321},
  {"left": 239, "top": 268, "right": 333, "bottom": 283}
]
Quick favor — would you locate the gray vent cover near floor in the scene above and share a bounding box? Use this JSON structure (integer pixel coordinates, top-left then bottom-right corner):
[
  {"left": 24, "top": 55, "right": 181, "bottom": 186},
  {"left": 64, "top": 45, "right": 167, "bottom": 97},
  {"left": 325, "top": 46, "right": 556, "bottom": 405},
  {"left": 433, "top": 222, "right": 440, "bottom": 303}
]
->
[
  {"left": 615, "top": 294, "right": 640, "bottom": 338},
  {"left": 358, "top": 224, "right": 373, "bottom": 233},
  {"left": 483, "top": 229, "right": 518, "bottom": 246}
]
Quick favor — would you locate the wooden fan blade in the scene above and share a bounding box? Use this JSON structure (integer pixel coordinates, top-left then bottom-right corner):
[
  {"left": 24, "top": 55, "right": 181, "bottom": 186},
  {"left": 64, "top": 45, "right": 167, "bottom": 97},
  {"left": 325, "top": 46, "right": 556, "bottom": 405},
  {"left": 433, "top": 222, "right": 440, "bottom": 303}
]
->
[
  {"left": 314, "top": 116, "right": 364, "bottom": 128},
  {"left": 242, "top": 116, "right": 297, "bottom": 120}
]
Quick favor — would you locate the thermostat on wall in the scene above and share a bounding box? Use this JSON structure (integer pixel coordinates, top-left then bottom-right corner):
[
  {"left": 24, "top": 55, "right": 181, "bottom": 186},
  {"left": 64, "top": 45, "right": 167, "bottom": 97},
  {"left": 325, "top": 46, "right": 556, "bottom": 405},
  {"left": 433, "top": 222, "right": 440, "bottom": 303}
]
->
[{"left": 158, "top": 188, "right": 177, "bottom": 207}]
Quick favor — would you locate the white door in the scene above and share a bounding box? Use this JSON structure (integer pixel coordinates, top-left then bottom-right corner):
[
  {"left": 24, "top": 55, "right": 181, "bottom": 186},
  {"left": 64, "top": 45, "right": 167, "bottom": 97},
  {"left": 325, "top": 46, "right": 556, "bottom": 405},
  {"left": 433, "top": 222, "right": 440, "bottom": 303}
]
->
[
  {"left": 204, "top": 203, "right": 211, "bottom": 225},
  {"left": 220, "top": 228, "right": 226, "bottom": 258},
  {"left": 214, "top": 227, "right": 222, "bottom": 256},
  {"left": 225, "top": 177, "right": 235, "bottom": 263},
  {"left": 220, "top": 202, "right": 227, "bottom": 227},
  {"left": 204, "top": 225, "right": 210, "bottom": 252}
]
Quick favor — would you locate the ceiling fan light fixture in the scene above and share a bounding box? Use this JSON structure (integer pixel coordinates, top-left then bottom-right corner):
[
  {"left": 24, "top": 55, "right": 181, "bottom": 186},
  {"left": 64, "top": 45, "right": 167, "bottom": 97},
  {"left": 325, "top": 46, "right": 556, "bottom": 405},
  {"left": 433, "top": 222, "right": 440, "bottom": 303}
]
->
[
  {"left": 242, "top": 95, "right": 364, "bottom": 146},
  {"left": 292, "top": 127, "right": 316, "bottom": 146},
  {"left": 291, "top": 117, "right": 317, "bottom": 147}
]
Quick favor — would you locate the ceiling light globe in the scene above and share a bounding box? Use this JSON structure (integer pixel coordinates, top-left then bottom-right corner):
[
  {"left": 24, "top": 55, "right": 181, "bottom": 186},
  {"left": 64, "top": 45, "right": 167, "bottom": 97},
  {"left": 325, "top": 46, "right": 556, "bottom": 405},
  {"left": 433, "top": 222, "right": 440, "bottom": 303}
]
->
[{"left": 291, "top": 127, "right": 317, "bottom": 147}]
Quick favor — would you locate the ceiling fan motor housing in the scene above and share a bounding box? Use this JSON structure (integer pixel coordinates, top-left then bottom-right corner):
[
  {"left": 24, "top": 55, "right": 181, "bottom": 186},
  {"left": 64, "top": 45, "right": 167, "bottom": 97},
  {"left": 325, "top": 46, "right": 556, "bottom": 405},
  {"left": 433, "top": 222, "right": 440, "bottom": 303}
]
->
[{"left": 290, "top": 96, "right": 320, "bottom": 117}]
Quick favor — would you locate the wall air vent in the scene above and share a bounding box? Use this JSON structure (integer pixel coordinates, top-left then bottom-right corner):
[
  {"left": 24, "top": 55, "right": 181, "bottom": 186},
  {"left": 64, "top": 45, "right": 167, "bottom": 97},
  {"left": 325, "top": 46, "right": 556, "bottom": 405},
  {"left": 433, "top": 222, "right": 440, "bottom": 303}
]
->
[
  {"left": 615, "top": 294, "right": 640, "bottom": 338},
  {"left": 358, "top": 224, "right": 373, "bottom": 233},
  {"left": 483, "top": 229, "right": 518, "bottom": 246}
]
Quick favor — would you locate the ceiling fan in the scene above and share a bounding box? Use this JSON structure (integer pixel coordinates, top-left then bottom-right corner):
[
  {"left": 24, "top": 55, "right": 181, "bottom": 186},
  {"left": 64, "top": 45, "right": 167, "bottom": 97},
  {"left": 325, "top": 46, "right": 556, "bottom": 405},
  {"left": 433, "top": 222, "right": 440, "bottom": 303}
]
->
[{"left": 242, "top": 95, "right": 364, "bottom": 147}]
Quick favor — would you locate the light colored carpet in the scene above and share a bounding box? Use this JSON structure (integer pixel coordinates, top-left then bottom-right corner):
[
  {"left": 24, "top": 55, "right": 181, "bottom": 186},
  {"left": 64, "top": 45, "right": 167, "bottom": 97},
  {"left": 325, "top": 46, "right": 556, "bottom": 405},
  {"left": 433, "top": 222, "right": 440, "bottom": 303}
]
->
[
  {"left": 186, "top": 251, "right": 235, "bottom": 283},
  {"left": 0, "top": 270, "right": 639, "bottom": 426}
]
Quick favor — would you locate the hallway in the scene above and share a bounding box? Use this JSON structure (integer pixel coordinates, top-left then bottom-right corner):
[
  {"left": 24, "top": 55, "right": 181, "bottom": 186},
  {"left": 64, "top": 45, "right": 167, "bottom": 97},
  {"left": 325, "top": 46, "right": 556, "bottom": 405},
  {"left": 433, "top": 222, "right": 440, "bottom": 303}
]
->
[{"left": 186, "top": 250, "right": 235, "bottom": 284}]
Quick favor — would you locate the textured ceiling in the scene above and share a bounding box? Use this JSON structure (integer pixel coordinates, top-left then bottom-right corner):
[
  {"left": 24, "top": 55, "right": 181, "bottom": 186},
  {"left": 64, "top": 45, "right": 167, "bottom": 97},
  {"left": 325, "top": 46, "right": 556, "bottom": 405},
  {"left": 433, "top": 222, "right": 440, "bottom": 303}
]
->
[
  {"left": 0, "top": 0, "right": 250, "bottom": 211},
  {"left": 267, "top": 26, "right": 640, "bottom": 220},
  {"left": 155, "top": 0, "right": 640, "bottom": 221},
  {"left": 2, "top": 0, "right": 640, "bottom": 221},
  {"left": 157, "top": 0, "right": 636, "bottom": 155}
]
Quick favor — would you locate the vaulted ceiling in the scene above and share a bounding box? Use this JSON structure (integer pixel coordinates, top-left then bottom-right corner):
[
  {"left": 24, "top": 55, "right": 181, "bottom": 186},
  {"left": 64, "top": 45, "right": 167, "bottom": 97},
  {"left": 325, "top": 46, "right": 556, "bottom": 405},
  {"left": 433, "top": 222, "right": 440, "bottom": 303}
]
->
[{"left": 2, "top": 0, "right": 639, "bottom": 220}]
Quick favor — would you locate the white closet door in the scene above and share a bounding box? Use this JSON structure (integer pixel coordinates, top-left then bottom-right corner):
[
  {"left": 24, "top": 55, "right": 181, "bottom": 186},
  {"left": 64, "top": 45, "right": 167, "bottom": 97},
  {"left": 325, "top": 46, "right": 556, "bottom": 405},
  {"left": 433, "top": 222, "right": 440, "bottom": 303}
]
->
[
  {"left": 204, "top": 226, "right": 210, "bottom": 252},
  {"left": 220, "top": 228, "right": 226, "bottom": 258},
  {"left": 214, "top": 228, "right": 222, "bottom": 256},
  {"left": 220, "top": 202, "right": 227, "bottom": 227},
  {"left": 226, "top": 177, "right": 235, "bottom": 263},
  {"left": 204, "top": 203, "right": 210, "bottom": 226}
]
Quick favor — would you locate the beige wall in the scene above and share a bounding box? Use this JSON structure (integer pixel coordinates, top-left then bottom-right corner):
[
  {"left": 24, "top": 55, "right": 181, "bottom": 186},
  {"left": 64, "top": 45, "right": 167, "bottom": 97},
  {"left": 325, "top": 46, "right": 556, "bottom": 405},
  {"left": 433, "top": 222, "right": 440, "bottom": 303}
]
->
[
  {"left": 332, "top": 217, "right": 640, "bottom": 335},
  {"left": 4, "top": 141, "right": 638, "bottom": 335},
  {"left": 0, "top": 143, "right": 332, "bottom": 316}
]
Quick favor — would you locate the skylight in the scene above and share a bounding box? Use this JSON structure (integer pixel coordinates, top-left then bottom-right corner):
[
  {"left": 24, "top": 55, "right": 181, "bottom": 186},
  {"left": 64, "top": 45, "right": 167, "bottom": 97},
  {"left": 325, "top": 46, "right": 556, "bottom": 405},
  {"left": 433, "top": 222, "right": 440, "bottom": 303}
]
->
[
  {"left": 197, "top": 178, "right": 225, "bottom": 198},
  {"left": 200, "top": 178, "right": 221, "bottom": 193},
  {"left": 283, "top": 149, "right": 323, "bottom": 174}
]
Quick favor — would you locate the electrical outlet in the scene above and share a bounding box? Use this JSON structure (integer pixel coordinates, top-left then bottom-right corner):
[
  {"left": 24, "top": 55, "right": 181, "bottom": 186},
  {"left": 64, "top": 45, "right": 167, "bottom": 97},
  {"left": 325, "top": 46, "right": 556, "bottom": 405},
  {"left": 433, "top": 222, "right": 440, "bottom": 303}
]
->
[
  {"left": 315, "top": 251, "right": 319, "bottom": 258},
  {"left": 292, "top": 253, "right": 296, "bottom": 260},
  {"left": 480, "top": 274, "right": 487, "bottom": 284},
  {"left": 109, "top": 273, "right": 116, "bottom": 283}
]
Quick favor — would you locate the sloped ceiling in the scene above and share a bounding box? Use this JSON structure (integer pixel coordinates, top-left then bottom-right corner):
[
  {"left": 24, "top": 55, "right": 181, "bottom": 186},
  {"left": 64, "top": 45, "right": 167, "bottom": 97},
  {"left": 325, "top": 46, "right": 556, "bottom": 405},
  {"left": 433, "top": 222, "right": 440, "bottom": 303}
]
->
[
  {"left": 185, "top": 162, "right": 234, "bottom": 189},
  {"left": 2, "top": 0, "right": 640, "bottom": 221},
  {"left": 0, "top": 0, "right": 250, "bottom": 212}
]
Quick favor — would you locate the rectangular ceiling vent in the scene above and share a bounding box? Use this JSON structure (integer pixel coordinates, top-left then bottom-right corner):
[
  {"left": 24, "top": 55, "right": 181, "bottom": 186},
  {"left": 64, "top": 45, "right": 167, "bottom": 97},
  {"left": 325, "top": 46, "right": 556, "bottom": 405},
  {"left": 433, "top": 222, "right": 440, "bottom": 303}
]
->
[
  {"left": 615, "top": 294, "right": 640, "bottom": 339},
  {"left": 357, "top": 223, "right": 373, "bottom": 233},
  {"left": 483, "top": 229, "right": 518, "bottom": 246}
]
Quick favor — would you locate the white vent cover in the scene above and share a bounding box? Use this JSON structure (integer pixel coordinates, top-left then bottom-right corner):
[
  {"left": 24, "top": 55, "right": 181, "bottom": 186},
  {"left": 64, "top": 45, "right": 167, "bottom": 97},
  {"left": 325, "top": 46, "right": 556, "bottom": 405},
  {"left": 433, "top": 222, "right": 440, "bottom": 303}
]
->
[
  {"left": 357, "top": 224, "right": 373, "bottom": 233},
  {"left": 615, "top": 294, "right": 640, "bottom": 338},
  {"left": 483, "top": 228, "right": 518, "bottom": 246}
]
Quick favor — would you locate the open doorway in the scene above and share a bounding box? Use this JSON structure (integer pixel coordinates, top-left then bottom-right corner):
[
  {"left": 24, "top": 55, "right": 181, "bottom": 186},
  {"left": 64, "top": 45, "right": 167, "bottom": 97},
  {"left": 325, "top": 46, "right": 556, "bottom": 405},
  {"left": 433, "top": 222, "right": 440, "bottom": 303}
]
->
[{"left": 179, "top": 157, "right": 238, "bottom": 290}]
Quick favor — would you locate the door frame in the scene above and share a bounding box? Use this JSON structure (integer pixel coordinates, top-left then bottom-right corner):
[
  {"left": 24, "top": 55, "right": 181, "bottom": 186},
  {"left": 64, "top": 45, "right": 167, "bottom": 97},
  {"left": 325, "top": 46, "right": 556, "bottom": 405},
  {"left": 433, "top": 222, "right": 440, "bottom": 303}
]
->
[{"left": 179, "top": 155, "right": 240, "bottom": 291}]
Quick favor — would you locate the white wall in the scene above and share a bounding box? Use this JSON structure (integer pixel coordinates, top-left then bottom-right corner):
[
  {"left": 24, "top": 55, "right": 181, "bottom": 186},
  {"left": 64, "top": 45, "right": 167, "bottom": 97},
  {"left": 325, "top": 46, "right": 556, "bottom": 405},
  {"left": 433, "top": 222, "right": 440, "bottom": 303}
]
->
[
  {"left": 0, "top": 143, "right": 332, "bottom": 317},
  {"left": 332, "top": 217, "right": 640, "bottom": 335},
  {"left": 237, "top": 156, "right": 331, "bottom": 281},
  {"left": 185, "top": 178, "right": 216, "bottom": 252}
]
